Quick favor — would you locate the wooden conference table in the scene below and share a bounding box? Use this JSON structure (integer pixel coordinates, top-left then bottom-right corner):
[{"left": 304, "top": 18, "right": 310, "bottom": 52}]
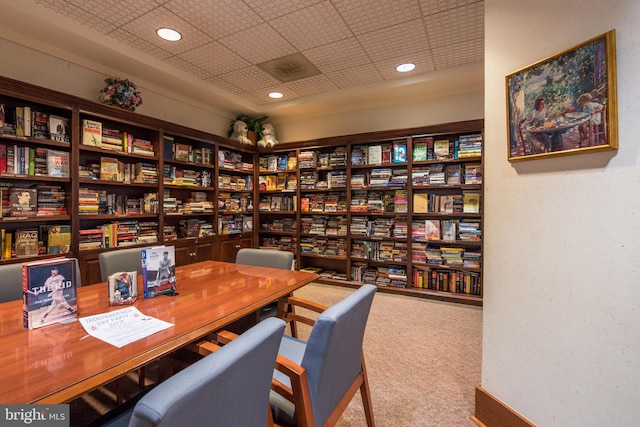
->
[{"left": 0, "top": 260, "right": 319, "bottom": 404}]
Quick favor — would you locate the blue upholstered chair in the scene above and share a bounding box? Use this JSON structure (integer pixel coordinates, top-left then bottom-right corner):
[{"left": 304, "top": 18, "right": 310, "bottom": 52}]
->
[
  {"left": 102, "top": 317, "right": 286, "bottom": 427},
  {"left": 216, "top": 284, "right": 377, "bottom": 427},
  {"left": 0, "top": 259, "right": 82, "bottom": 303},
  {"left": 269, "top": 284, "right": 376, "bottom": 427},
  {"left": 99, "top": 247, "right": 146, "bottom": 282},
  {"left": 235, "top": 248, "right": 294, "bottom": 270},
  {"left": 235, "top": 248, "right": 295, "bottom": 321}
]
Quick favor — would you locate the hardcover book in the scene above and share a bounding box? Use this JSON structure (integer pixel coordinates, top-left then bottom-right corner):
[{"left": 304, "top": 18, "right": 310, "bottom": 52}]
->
[
  {"left": 82, "top": 119, "right": 102, "bottom": 147},
  {"left": 48, "top": 115, "right": 69, "bottom": 142},
  {"left": 100, "top": 156, "right": 119, "bottom": 181},
  {"left": 108, "top": 271, "right": 138, "bottom": 305},
  {"left": 10, "top": 188, "right": 37, "bottom": 216},
  {"left": 15, "top": 228, "right": 39, "bottom": 257},
  {"left": 141, "top": 245, "right": 176, "bottom": 298},
  {"left": 47, "top": 225, "right": 71, "bottom": 254},
  {"left": 22, "top": 257, "right": 78, "bottom": 329},
  {"left": 46, "top": 149, "right": 70, "bottom": 178}
]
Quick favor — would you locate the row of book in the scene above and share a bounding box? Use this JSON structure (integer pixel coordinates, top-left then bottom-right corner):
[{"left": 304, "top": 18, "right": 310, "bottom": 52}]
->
[
  {"left": 218, "top": 192, "right": 253, "bottom": 213},
  {"left": 218, "top": 214, "right": 253, "bottom": 234},
  {"left": 82, "top": 119, "right": 155, "bottom": 156},
  {"left": 219, "top": 149, "right": 253, "bottom": 171},
  {"left": 412, "top": 134, "right": 483, "bottom": 161},
  {"left": 300, "top": 193, "right": 347, "bottom": 213},
  {"left": 351, "top": 142, "right": 407, "bottom": 165},
  {"left": 350, "top": 190, "right": 408, "bottom": 213},
  {"left": 351, "top": 264, "right": 408, "bottom": 287},
  {"left": 299, "top": 236, "right": 347, "bottom": 256},
  {"left": 300, "top": 216, "right": 348, "bottom": 236},
  {"left": 0, "top": 144, "right": 69, "bottom": 177},
  {"left": 0, "top": 225, "right": 71, "bottom": 260},
  {"left": 411, "top": 242, "right": 481, "bottom": 268},
  {"left": 258, "top": 195, "right": 296, "bottom": 212},
  {"left": 350, "top": 217, "right": 407, "bottom": 238},
  {"left": 259, "top": 152, "right": 297, "bottom": 172},
  {"left": 164, "top": 135, "right": 213, "bottom": 165},
  {"left": 259, "top": 173, "right": 297, "bottom": 191},
  {"left": 78, "top": 189, "right": 158, "bottom": 215},
  {"left": 412, "top": 163, "right": 482, "bottom": 186},
  {"left": 163, "top": 166, "right": 212, "bottom": 187},
  {"left": 1, "top": 184, "right": 67, "bottom": 218},
  {"left": 413, "top": 191, "right": 481, "bottom": 214},
  {"left": 0, "top": 104, "right": 69, "bottom": 142},
  {"left": 412, "top": 219, "right": 481, "bottom": 241},
  {"left": 259, "top": 236, "right": 296, "bottom": 250},
  {"left": 219, "top": 173, "right": 253, "bottom": 191},
  {"left": 351, "top": 240, "right": 408, "bottom": 262},
  {"left": 412, "top": 267, "right": 482, "bottom": 295},
  {"left": 298, "top": 147, "right": 348, "bottom": 169},
  {"left": 81, "top": 157, "right": 159, "bottom": 184}
]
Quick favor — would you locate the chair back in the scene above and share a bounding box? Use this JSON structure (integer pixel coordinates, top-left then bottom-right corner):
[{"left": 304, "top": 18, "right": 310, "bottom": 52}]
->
[
  {"left": 99, "top": 247, "right": 146, "bottom": 282},
  {"left": 0, "top": 259, "right": 82, "bottom": 303},
  {"left": 236, "top": 248, "right": 294, "bottom": 270},
  {"left": 302, "top": 284, "right": 376, "bottom": 426},
  {"left": 129, "top": 317, "right": 285, "bottom": 427}
]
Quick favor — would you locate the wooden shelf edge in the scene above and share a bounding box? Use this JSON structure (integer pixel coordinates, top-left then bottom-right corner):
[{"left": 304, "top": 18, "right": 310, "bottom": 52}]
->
[{"left": 313, "top": 277, "right": 483, "bottom": 307}]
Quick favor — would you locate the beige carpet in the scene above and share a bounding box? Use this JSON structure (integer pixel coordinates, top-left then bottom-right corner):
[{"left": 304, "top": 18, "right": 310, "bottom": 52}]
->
[
  {"left": 292, "top": 283, "right": 483, "bottom": 427},
  {"left": 70, "top": 283, "right": 482, "bottom": 426}
]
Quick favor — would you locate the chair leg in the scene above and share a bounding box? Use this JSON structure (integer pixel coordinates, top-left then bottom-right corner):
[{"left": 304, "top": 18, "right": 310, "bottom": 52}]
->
[
  {"left": 138, "top": 367, "right": 146, "bottom": 388},
  {"left": 360, "top": 356, "right": 376, "bottom": 427},
  {"left": 115, "top": 378, "right": 125, "bottom": 406}
]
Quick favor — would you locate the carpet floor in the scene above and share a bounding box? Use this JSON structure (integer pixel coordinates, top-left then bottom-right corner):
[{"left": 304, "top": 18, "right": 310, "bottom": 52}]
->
[{"left": 69, "top": 283, "right": 483, "bottom": 426}]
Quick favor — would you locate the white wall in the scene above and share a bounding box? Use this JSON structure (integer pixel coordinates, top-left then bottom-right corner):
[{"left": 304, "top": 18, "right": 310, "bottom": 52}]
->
[{"left": 484, "top": 1, "right": 640, "bottom": 426}]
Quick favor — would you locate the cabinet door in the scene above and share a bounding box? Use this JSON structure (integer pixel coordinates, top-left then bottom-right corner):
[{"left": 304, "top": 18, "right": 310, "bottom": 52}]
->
[
  {"left": 78, "top": 254, "right": 102, "bottom": 285},
  {"left": 173, "top": 242, "right": 192, "bottom": 267},
  {"left": 218, "top": 236, "right": 239, "bottom": 263},
  {"left": 194, "top": 237, "right": 214, "bottom": 262}
]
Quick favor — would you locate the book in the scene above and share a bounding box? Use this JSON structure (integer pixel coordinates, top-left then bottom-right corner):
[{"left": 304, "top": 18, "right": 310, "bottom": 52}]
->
[
  {"left": 100, "top": 156, "right": 119, "bottom": 181},
  {"left": 368, "top": 145, "right": 382, "bottom": 165},
  {"left": 463, "top": 191, "right": 481, "bottom": 213},
  {"left": 108, "top": 271, "right": 138, "bottom": 305},
  {"left": 413, "top": 192, "right": 429, "bottom": 213},
  {"left": 47, "top": 149, "right": 70, "bottom": 177},
  {"left": 48, "top": 115, "right": 69, "bottom": 142},
  {"left": 393, "top": 143, "right": 407, "bottom": 163},
  {"left": 434, "top": 140, "right": 450, "bottom": 159},
  {"left": 10, "top": 188, "right": 37, "bottom": 216},
  {"left": 22, "top": 257, "right": 78, "bottom": 329},
  {"left": 15, "top": 228, "right": 39, "bottom": 257},
  {"left": 82, "top": 119, "right": 102, "bottom": 146},
  {"left": 141, "top": 245, "right": 176, "bottom": 298},
  {"left": 425, "top": 220, "right": 441, "bottom": 240},
  {"left": 47, "top": 225, "right": 71, "bottom": 254}
]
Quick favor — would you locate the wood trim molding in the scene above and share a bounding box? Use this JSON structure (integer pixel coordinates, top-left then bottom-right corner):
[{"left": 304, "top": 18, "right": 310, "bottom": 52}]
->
[{"left": 473, "top": 385, "right": 536, "bottom": 427}]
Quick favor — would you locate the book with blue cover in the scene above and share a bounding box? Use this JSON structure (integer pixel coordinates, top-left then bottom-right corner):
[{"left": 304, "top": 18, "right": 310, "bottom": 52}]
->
[
  {"left": 141, "top": 245, "right": 176, "bottom": 298},
  {"left": 22, "top": 257, "right": 77, "bottom": 329}
]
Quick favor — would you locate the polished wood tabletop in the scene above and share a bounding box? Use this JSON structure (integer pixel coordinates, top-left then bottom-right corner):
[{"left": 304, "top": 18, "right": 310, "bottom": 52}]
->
[{"left": 0, "top": 260, "right": 319, "bottom": 404}]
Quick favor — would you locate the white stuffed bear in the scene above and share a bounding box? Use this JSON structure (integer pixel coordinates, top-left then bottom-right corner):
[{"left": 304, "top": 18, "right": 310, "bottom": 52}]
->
[
  {"left": 231, "top": 120, "right": 252, "bottom": 145},
  {"left": 257, "top": 123, "right": 279, "bottom": 148}
]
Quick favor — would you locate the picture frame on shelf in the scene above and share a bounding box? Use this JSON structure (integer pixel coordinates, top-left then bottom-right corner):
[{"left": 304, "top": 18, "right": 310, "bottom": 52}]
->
[{"left": 506, "top": 29, "right": 618, "bottom": 162}]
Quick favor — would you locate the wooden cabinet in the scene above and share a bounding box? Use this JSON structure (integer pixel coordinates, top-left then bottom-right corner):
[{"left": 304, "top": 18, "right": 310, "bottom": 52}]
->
[
  {"left": 217, "top": 232, "right": 253, "bottom": 263},
  {"left": 173, "top": 236, "right": 215, "bottom": 266}
]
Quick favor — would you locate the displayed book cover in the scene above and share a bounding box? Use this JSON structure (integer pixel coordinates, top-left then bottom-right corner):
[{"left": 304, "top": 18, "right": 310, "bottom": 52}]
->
[
  {"left": 46, "top": 149, "right": 70, "bottom": 178},
  {"left": 10, "top": 188, "right": 37, "bottom": 216},
  {"left": 393, "top": 143, "right": 407, "bottom": 163},
  {"left": 47, "top": 225, "right": 72, "bottom": 254},
  {"left": 412, "top": 142, "right": 428, "bottom": 162},
  {"left": 22, "top": 257, "right": 78, "bottom": 329},
  {"left": 425, "top": 220, "right": 441, "bottom": 240},
  {"left": 48, "top": 115, "right": 69, "bottom": 142},
  {"left": 100, "top": 156, "right": 119, "bottom": 181},
  {"left": 434, "top": 140, "right": 450, "bottom": 159},
  {"left": 141, "top": 245, "right": 176, "bottom": 298},
  {"left": 82, "top": 119, "right": 102, "bottom": 146},
  {"left": 108, "top": 271, "right": 138, "bottom": 305},
  {"left": 15, "top": 228, "right": 39, "bottom": 257},
  {"left": 463, "top": 191, "right": 481, "bottom": 213}
]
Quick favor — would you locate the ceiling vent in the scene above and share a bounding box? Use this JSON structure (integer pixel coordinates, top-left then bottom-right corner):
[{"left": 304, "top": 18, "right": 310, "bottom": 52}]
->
[{"left": 257, "top": 53, "right": 321, "bottom": 83}]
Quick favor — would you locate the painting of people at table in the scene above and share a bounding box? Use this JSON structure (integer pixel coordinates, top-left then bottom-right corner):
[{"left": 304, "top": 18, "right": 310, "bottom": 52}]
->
[{"left": 507, "top": 31, "right": 617, "bottom": 161}]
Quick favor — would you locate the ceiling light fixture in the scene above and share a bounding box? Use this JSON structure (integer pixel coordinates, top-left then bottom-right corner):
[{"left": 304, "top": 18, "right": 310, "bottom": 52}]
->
[
  {"left": 396, "top": 63, "right": 416, "bottom": 72},
  {"left": 156, "top": 28, "right": 182, "bottom": 42},
  {"left": 269, "top": 92, "right": 283, "bottom": 99}
]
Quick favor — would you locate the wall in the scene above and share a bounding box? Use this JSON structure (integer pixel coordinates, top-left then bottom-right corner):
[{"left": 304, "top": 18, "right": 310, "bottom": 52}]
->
[{"left": 483, "top": 1, "right": 640, "bottom": 426}]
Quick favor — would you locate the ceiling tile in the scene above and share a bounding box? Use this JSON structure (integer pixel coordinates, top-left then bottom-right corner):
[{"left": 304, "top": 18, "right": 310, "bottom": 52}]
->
[
  {"left": 219, "top": 65, "right": 282, "bottom": 92},
  {"left": 243, "top": 0, "right": 325, "bottom": 21},
  {"left": 178, "top": 41, "right": 251, "bottom": 75},
  {"left": 303, "top": 38, "right": 370, "bottom": 74},
  {"left": 270, "top": 2, "right": 352, "bottom": 51},
  {"left": 218, "top": 23, "right": 296, "bottom": 64},
  {"left": 334, "top": 0, "right": 421, "bottom": 36},
  {"left": 326, "top": 64, "right": 384, "bottom": 89},
  {"left": 357, "top": 18, "right": 428, "bottom": 60}
]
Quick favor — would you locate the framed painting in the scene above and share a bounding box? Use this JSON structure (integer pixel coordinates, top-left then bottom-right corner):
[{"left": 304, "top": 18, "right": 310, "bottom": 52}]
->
[{"left": 506, "top": 30, "right": 618, "bottom": 162}]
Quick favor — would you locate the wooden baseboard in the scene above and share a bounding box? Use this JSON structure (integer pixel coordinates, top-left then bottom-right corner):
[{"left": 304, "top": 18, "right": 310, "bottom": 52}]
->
[{"left": 474, "top": 385, "right": 536, "bottom": 427}]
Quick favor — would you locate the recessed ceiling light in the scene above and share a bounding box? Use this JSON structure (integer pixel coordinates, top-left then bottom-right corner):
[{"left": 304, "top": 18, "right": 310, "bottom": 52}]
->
[
  {"left": 269, "top": 92, "right": 284, "bottom": 99},
  {"left": 396, "top": 63, "right": 416, "bottom": 72},
  {"left": 157, "top": 28, "right": 182, "bottom": 42}
]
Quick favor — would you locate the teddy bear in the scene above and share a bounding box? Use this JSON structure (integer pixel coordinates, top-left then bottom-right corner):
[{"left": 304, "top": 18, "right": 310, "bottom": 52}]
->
[
  {"left": 231, "top": 120, "right": 253, "bottom": 145},
  {"left": 257, "top": 123, "right": 279, "bottom": 148}
]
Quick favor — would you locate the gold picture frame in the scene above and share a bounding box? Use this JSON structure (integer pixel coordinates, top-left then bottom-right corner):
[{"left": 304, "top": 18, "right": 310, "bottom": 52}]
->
[{"left": 506, "top": 30, "right": 618, "bottom": 162}]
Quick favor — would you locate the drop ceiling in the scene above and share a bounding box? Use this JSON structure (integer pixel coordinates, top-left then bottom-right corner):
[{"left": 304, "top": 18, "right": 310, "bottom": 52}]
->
[{"left": 0, "top": 0, "right": 484, "bottom": 120}]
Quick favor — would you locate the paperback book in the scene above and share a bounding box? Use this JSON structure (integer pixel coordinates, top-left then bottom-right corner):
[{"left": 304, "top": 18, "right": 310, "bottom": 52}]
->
[
  {"left": 108, "top": 271, "right": 138, "bottom": 305},
  {"left": 10, "top": 188, "right": 37, "bottom": 216},
  {"left": 141, "top": 245, "right": 176, "bottom": 298},
  {"left": 22, "top": 257, "right": 78, "bottom": 329}
]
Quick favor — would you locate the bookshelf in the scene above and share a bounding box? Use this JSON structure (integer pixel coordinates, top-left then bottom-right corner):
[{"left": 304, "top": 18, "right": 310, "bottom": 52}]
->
[
  {"left": 0, "top": 76, "right": 256, "bottom": 286},
  {"left": 277, "top": 122, "right": 484, "bottom": 306}
]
